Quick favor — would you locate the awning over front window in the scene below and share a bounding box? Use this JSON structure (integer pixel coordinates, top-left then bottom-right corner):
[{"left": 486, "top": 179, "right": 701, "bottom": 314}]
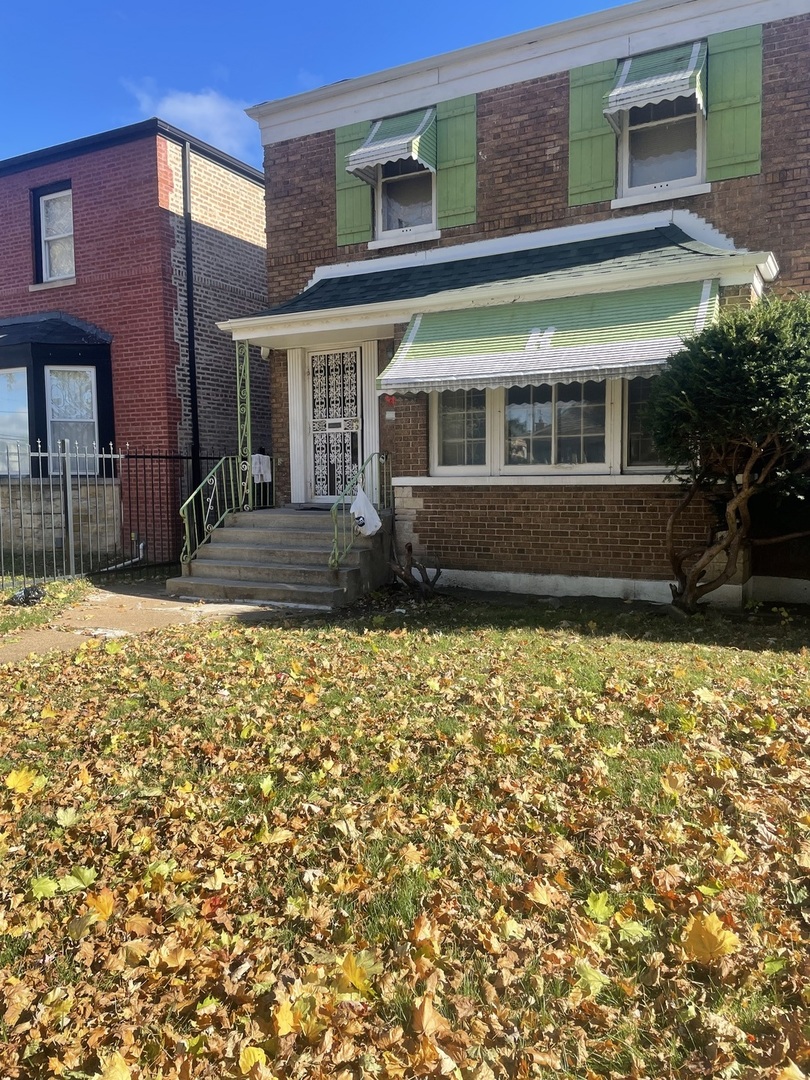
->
[
  {"left": 603, "top": 41, "right": 707, "bottom": 133},
  {"left": 377, "top": 280, "right": 717, "bottom": 394},
  {"left": 345, "top": 108, "right": 437, "bottom": 185}
]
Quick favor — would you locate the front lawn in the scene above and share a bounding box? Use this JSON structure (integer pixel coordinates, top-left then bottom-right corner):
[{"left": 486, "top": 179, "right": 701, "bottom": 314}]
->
[{"left": 0, "top": 598, "right": 808, "bottom": 1079}]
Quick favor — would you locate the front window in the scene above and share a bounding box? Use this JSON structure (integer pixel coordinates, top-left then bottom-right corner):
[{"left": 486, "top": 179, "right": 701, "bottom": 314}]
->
[
  {"left": 621, "top": 97, "right": 702, "bottom": 196},
  {"left": 0, "top": 369, "right": 30, "bottom": 475},
  {"left": 506, "top": 382, "right": 606, "bottom": 466},
  {"left": 625, "top": 376, "right": 662, "bottom": 467},
  {"left": 45, "top": 367, "right": 98, "bottom": 474},
  {"left": 377, "top": 159, "right": 435, "bottom": 239},
  {"left": 438, "top": 389, "right": 486, "bottom": 466},
  {"left": 40, "top": 189, "right": 75, "bottom": 281}
]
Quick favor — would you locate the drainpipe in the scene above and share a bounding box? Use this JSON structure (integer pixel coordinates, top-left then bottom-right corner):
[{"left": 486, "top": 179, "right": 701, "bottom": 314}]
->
[{"left": 182, "top": 140, "right": 202, "bottom": 490}]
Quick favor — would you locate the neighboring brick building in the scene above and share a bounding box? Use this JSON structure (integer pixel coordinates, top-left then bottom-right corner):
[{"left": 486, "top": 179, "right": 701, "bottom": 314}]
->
[
  {"left": 0, "top": 119, "right": 268, "bottom": 465},
  {"left": 222, "top": 0, "right": 810, "bottom": 606}
]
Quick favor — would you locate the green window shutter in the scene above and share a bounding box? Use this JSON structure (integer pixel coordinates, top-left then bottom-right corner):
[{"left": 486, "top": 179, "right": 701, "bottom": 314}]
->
[
  {"left": 335, "top": 122, "right": 372, "bottom": 246},
  {"left": 436, "top": 95, "right": 477, "bottom": 229},
  {"left": 706, "top": 25, "right": 762, "bottom": 182},
  {"left": 568, "top": 60, "right": 617, "bottom": 206}
]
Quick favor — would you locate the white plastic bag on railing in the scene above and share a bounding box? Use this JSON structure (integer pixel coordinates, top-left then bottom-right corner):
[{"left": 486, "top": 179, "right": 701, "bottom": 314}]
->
[{"left": 350, "top": 482, "right": 382, "bottom": 536}]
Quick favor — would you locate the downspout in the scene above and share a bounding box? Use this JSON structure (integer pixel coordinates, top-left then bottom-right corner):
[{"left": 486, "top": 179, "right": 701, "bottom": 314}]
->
[{"left": 182, "top": 140, "right": 202, "bottom": 491}]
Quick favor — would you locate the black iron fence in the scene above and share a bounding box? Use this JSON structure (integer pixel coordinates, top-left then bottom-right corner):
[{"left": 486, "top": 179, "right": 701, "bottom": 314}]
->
[{"left": 0, "top": 443, "right": 267, "bottom": 590}]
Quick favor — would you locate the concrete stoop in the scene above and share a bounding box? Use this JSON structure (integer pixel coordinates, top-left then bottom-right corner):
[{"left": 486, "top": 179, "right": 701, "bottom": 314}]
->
[{"left": 165, "top": 506, "right": 392, "bottom": 610}]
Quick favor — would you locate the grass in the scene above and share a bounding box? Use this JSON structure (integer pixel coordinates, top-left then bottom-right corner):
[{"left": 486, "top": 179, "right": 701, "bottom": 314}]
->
[
  {"left": 0, "top": 593, "right": 808, "bottom": 1078},
  {"left": 0, "top": 577, "right": 91, "bottom": 636}
]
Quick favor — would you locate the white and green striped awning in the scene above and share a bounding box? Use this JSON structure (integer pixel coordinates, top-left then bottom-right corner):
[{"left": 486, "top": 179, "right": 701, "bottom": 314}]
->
[
  {"left": 603, "top": 41, "right": 707, "bottom": 134},
  {"left": 346, "top": 108, "right": 437, "bottom": 186},
  {"left": 378, "top": 280, "right": 718, "bottom": 394}
]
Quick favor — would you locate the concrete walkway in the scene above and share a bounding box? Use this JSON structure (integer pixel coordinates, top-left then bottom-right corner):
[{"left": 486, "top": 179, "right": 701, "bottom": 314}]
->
[{"left": 0, "top": 580, "right": 277, "bottom": 666}]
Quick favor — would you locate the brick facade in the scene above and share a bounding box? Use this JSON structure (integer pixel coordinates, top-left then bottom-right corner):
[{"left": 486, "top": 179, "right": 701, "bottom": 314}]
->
[
  {"left": 255, "top": 5, "right": 810, "bottom": 598},
  {"left": 0, "top": 122, "right": 268, "bottom": 456}
]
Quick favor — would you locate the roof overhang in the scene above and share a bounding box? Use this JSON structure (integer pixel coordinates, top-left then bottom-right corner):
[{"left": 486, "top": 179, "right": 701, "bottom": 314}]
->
[{"left": 219, "top": 255, "right": 776, "bottom": 352}]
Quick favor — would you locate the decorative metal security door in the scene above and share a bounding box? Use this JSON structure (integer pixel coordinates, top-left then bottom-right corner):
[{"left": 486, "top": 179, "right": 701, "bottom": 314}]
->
[{"left": 309, "top": 349, "right": 361, "bottom": 499}]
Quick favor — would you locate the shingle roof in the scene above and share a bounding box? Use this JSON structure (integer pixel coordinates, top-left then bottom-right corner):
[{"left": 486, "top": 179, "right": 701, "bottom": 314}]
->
[
  {"left": 0, "top": 315, "right": 112, "bottom": 348},
  {"left": 261, "top": 226, "right": 746, "bottom": 317}
]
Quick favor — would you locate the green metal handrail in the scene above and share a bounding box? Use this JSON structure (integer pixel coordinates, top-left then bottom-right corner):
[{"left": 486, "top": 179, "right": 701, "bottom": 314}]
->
[
  {"left": 179, "top": 455, "right": 276, "bottom": 563},
  {"left": 329, "top": 452, "right": 392, "bottom": 569}
]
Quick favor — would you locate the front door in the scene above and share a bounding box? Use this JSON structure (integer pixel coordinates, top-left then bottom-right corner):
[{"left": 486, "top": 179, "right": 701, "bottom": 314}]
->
[{"left": 309, "top": 349, "right": 361, "bottom": 500}]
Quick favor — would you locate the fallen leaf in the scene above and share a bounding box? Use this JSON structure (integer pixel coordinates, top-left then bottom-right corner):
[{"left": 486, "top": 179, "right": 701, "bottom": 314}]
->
[{"left": 683, "top": 911, "right": 741, "bottom": 964}]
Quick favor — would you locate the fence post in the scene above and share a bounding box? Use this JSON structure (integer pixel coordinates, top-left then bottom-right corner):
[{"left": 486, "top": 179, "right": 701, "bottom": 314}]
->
[{"left": 60, "top": 441, "right": 76, "bottom": 578}]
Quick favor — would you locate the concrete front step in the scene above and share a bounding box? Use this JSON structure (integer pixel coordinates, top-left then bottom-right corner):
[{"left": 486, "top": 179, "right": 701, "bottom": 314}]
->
[
  {"left": 165, "top": 575, "right": 345, "bottom": 608},
  {"left": 196, "top": 541, "right": 362, "bottom": 568},
  {"left": 189, "top": 558, "right": 359, "bottom": 587},
  {"left": 167, "top": 506, "right": 392, "bottom": 608}
]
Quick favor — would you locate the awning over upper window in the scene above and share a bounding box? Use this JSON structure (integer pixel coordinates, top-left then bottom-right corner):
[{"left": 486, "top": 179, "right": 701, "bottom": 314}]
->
[
  {"left": 377, "top": 280, "right": 717, "bottom": 394},
  {"left": 345, "top": 108, "right": 437, "bottom": 185},
  {"left": 603, "top": 41, "right": 707, "bottom": 134}
]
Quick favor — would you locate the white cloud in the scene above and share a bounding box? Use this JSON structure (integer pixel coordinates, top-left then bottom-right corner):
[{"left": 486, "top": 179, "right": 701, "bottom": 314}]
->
[{"left": 124, "top": 81, "right": 261, "bottom": 167}]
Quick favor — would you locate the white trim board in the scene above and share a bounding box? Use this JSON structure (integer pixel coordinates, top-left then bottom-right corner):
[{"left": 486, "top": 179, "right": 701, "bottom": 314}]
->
[
  {"left": 247, "top": 0, "right": 810, "bottom": 145},
  {"left": 428, "top": 567, "right": 746, "bottom": 608}
]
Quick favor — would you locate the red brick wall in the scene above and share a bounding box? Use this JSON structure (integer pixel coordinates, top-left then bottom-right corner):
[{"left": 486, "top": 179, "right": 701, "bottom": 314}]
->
[
  {"left": 0, "top": 135, "right": 178, "bottom": 449},
  {"left": 400, "top": 485, "right": 711, "bottom": 581}
]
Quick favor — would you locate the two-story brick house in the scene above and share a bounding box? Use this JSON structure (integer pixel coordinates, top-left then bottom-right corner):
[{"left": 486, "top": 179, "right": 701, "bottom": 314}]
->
[
  {"left": 221, "top": 0, "right": 810, "bottom": 606},
  {"left": 0, "top": 119, "right": 269, "bottom": 471}
]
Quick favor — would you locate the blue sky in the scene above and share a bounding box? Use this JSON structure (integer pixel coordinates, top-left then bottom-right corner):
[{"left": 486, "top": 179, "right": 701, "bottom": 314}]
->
[{"left": 1, "top": 0, "right": 624, "bottom": 170}]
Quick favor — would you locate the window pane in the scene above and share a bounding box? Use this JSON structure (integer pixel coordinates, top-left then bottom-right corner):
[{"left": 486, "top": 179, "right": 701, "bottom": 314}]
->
[
  {"left": 45, "top": 236, "right": 75, "bottom": 279},
  {"left": 382, "top": 172, "right": 433, "bottom": 230},
  {"left": 626, "top": 376, "right": 662, "bottom": 466},
  {"left": 506, "top": 385, "right": 552, "bottom": 465},
  {"left": 0, "top": 369, "right": 30, "bottom": 475},
  {"left": 43, "top": 192, "right": 73, "bottom": 238},
  {"left": 47, "top": 368, "right": 98, "bottom": 473},
  {"left": 555, "top": 381, "right": 605, "bottom": 464},
  {"left": 629, "top": 116, "right": 697, "bottom": 187},
  {"left": 439, "top": 389, "right": 486, "bottom": 467}
]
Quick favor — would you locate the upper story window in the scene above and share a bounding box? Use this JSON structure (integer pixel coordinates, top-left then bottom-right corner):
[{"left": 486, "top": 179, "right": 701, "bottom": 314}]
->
[
  {"left": 568, "top": 27, "right": 762, "bottom": 209},
  {"left": 377, "top": 157, "right": 436, "bottom": 240},
  {"left": 336, "top": 96, "right": 476, "bottom": 247},
  {"left": 606, "top": 41, "right": 707, "bottom": 200},
  {"left": 34, "top": 184, "right": 75, "bottom": 282}
]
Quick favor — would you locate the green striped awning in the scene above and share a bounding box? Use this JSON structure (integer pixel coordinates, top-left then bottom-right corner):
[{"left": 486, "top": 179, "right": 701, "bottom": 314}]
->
[
  {"left": 603, "top": 41, "right": 707, "bottom": 133},
  {"left": 377, "top": 280, "right": 718, "bottom": 394},
  {"left": 345, "top": 108, "right": 437, "bottom": 186}
]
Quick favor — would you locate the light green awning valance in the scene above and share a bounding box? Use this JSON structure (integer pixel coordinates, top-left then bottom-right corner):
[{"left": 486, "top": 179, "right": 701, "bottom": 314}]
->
[
  {"left": 377, "top": 280, "right": 718, "bottom": 394},
  {"left": 345, "top": 108, "right": 437, "bottom": 185},
  {"left": 603, "top": 41, "right": 707, "bottom": 133}
]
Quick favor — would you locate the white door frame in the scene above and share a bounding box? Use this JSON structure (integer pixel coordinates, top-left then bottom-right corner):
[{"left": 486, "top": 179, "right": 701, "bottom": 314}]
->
[{"left": 287, "top": 341, "right": 379, "bottom": 505}]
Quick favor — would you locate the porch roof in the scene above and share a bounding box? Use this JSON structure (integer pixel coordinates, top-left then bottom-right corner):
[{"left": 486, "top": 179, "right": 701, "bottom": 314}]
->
[
  {"left": 377, "top": 279, "right": 717, "bottom": 393},
  {"left": 257, "top": 226, "right": 743, "bottom": 318}
]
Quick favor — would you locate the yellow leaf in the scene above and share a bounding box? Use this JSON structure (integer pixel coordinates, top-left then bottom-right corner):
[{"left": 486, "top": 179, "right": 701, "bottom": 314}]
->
[
  {"left": 525, "top": 877, "right": 553, "bottom": 906},
  {"left": 776, "top": 1063, "right": 807, "bottom": 1080},
  {"left": 661, "top": 765, "right": 688, "bottom": 801},
  {"left": 5, "top": 768, "right": 39, "bottom": 794},
  {"left": 412, "top": 995, "right": 451, "bottom": 1038},
  {"left": 40, "top": 705, "right": 57, "bottom": 719},
  {"left": 239, "top": 1046, "right": 267, "bottom": 1075},
  {"left": 87, "top": 887, "right": 116, "bottom": 921},
  {"left": 683, "top": 911, "right": 741, "bottom": 964},
  {"left": 274, "top": 998, "right": 297, "bottom": 1037},
  {"left": 98, "top": 1052, "right": 131, "bottom": 1080}
]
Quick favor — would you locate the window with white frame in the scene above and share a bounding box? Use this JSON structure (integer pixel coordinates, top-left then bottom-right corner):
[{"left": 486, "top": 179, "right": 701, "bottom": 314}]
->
[
  {"left": 39, "top": 188, "right": 75, "bottom": 281},
  {"left": 376, "top": 159, "right": 436, "bottom": 240},
  {"left": 45, "top": 367, "right": 98, "bottom": 473},
  {"left": 619, "top": 97, "right": 704, "bottom": 198},
  {"left": 432, "top": 378, "right": 662, "bottom": 476},
  {"left": 438, "top": 388, "right": 487, "bottom": 467}
]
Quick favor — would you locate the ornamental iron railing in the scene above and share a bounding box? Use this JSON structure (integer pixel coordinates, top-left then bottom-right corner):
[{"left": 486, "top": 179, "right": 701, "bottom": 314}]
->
[
  {"left": 329, "top": 451, "right": 392, "bottom": 569},
  {"left": 179, "top": 454, "right": 275, "bottom": 564}
]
